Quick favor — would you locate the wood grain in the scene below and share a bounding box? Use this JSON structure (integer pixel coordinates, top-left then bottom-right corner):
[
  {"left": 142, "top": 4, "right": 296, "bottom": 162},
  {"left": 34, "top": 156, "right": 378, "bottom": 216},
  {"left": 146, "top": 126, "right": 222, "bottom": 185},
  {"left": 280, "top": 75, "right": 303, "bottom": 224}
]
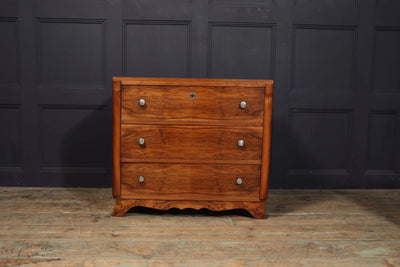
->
[
  {"left": 113, "top": 199, "right": 266, "bottom": 218},
  {"left": 121, "top": 125, "right": 263, "bottom": 160},
  {"left": 121, "top": 85, "right": 264, "bottom": 123},
  {"left": 2, "top": 224, "right": 399, "bottom": 241},
  {"left": 114, "top": 76, "right": 274, "bottom": 88},
  {"left": 112, "top": 79, "right": 121, "bottom": 197},
  {"left": 114, "top": 77, "right": 272, "bottom": 218},
  {"left": 260, "top": 81, "right": 273, "bottom": 200},
  {"left": 121, "top": 163, "right": 261, "bottom": 201},
  {"left": 1, "top": 188, "right": 400, "bottom": 266},
  {"left": 120, "top": 158, "right": 262, "bottom": 164}
]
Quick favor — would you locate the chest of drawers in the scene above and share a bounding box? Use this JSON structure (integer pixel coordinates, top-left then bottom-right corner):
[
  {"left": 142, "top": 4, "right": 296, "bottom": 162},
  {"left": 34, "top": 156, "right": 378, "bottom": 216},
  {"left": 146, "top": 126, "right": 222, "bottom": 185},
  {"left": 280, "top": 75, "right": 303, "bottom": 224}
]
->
[{"left": 112, "top": 77, "right": 273, "bottom": 219}]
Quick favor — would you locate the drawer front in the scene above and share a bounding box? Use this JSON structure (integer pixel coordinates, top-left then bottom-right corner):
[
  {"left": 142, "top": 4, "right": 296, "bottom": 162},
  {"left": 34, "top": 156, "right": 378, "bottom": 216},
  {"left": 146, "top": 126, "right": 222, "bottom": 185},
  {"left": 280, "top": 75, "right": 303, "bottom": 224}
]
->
[
  {"left": 121, "top": 85, "right": 264, "bottom": 123},
  {"left": 121, "top": 163, "right": 261, "bottom": 201},
  {"left": 121, "top": 125, "right": 263, "bottom": 160}
]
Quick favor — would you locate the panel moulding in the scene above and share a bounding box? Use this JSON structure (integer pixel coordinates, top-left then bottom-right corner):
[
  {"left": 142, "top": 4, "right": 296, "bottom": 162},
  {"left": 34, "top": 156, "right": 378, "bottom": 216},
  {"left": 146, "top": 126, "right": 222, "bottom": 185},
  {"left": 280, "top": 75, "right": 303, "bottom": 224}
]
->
[
  {"left": 0, "top": 17, "right": 20, "bottom": 90},
  {"left": 0, "top": 104, "right": 23, "bottom": 169},
  {"left": 121, "top": 19, "right": 192, "bottom": 77},
  {"left": 207, "top": 21, "right": 276, "bottom": 79},
  {"left": 37, "top": 104, "right": 107, "bottom": 173},
  {"left": 288, "top": 108, "right": 354, "bottom": 175},
  {"left": 36, "top": 17, "right": 106, "bottom": 90},
  {"left": 290, "top": 24, "right": 358, "bottom": 92},
  {"left": 365, "top": 110, "right": 399, "bottom": 174},
  {"left": 371, "top": 26, "right": 400, "bottom": 94}
]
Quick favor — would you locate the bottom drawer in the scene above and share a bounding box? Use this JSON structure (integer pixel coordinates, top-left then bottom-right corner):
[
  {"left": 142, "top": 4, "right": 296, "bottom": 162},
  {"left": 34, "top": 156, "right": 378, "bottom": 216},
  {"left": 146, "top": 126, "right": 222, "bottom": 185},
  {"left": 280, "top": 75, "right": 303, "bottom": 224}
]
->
[{"left": 121, "top": 163, "right": 261, "bottom": 201}]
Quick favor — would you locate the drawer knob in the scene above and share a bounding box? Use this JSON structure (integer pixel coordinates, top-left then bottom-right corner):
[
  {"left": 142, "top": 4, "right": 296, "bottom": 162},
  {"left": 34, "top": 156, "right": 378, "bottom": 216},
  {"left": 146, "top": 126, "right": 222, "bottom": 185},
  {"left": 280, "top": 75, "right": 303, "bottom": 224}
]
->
[
  {"left": 236, "top": 178, "right": 243, "bottom": 185},
  {"left": 138, "top": 138, "right": 145, "bottom": 145},
  {"left": 138, "top": 176, "right": 145, "bottom": 183},
  {"left": 237, "top": 139, "right": 245, "bottom": 147},
  {"left": 139, "top": 99, "right": 146, "bottom": 106},
  {"left": 240, "top": 101, "right": 247, "bottom": 109}
]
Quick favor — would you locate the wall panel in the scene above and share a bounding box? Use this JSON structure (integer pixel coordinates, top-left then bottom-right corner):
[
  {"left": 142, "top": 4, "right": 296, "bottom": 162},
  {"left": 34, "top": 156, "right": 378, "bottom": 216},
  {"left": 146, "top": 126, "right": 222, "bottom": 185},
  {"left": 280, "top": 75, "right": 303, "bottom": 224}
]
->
[
  {"left": 208, "top": 22, "right": 274, "bottom": 79},
  {"left": 0, "top": 0, "right": 398, "bottom": 188}
]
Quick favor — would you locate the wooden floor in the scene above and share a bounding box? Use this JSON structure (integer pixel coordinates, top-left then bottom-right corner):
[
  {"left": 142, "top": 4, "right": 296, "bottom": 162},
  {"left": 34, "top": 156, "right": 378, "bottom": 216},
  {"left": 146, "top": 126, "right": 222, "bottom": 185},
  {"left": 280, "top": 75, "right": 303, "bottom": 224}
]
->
[{"left": 0, "top": 188, "right": 399, "bottom": 266}]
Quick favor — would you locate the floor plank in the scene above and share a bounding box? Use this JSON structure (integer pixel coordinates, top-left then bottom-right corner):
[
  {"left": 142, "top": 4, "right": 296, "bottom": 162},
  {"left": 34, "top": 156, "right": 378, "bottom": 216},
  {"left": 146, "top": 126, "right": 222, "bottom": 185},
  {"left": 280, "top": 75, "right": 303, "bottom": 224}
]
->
[{"left": 0, "top": 187, "right": 399, "bottom": 266}]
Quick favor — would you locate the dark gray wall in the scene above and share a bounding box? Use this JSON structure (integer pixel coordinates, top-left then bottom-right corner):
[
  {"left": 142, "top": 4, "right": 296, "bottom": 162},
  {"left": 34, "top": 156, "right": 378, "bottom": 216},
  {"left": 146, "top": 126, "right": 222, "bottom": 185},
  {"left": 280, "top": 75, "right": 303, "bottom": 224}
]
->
[{"left": 0, "top": 0, "right": 399, "bottom": 188}]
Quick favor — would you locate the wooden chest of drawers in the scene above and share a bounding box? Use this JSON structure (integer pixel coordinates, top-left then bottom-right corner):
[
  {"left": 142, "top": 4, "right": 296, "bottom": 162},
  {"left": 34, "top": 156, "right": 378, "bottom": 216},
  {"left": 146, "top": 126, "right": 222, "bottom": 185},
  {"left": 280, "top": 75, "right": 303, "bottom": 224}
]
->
[{"left": 112, "top": 77, "right": 273, "bottom": 218}]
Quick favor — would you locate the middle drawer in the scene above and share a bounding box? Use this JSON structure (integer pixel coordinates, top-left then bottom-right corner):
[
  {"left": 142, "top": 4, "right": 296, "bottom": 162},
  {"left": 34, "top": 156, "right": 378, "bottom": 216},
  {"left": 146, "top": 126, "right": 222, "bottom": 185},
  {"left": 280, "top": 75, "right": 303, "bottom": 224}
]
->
[{"left": 121, "top": 125, "right": 263, "bottom": 161}]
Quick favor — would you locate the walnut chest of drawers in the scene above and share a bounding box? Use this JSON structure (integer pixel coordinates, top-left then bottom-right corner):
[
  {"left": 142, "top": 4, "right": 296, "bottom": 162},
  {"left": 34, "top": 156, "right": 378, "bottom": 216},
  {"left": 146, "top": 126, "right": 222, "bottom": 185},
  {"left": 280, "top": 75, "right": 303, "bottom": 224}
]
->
[{"left": 112, "top": 77, "right": 273, "bottom": 219}]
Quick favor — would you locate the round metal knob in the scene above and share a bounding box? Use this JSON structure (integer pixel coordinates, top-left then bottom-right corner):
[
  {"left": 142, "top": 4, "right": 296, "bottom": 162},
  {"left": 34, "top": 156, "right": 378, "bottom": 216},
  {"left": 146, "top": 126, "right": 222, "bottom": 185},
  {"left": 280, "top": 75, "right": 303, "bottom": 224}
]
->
[
  {"left": 138, "top": 138, "right": 145, "bottom": 145},
  {"left": 240, "top": 101, "right": 247, "bottom": 109},
  {"left": 139, "top": 99, "right": 146, "bottom": 106},
  {"left": 237, "top": 139, "right": 244, "bottom": 147},
  {"left": 236, "top": 178, "right": 243, "bottom": 185},
  {"left": 138, "top": 176, "right": 145, "bottom": 183}
]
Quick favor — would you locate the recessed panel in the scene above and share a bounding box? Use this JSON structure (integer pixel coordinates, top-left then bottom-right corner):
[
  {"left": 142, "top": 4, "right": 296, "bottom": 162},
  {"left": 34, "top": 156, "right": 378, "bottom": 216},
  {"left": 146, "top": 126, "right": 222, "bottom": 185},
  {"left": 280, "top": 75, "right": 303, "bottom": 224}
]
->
[
  {"left": 289, "top": 109, "right": 352, "bottom": 170},
  {"left": 124, "top": 22, "right": 189, "bottom": 77},
  {"left": 0, "top": 19, "right": 19, "bottom": 88},
  {"left": 39, "top": 105, "right": 108, "bottom": 167},
  {"left": 373, "top": 29, "right": 400, "bottom": 93},
  {"left": 0, "top": 105, "right": 21, "bottom": 166},
  {"left": 38, "top": 19, "right": 104, "bottom": 89},
  {"left": 376, "top": 0, "right": 400, "bottom": 8},
  {"left": 209, "top": 24, "right": 273, "bottom": 79},
  {"left": 294, "top": 0, "right": 357, "bottom": 8},
  {"left": 122, "top": 0, "right": 191, "bottom": 19},
  {"left": 375, "top": 1, "right": 400, "bottom": 25},
  {"left": 36, "top": 0, "right": 105, "bottom": 18},
  {"left": 209, "top": 0, "right": 274, "bottom": 21},
  {"left": 0, "top": 0, "right": 17, "bottom": 17},
  {"left": 292, "top": 26, "right": 355, "bottom": 92},
  {"left": 366, "top": 112, "right": 397, "bottom": 170}
]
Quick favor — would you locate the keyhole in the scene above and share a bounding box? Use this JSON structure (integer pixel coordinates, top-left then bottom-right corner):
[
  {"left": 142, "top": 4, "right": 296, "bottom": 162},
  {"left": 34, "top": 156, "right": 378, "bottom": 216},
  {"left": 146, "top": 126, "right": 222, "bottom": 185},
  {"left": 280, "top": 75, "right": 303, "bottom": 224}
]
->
[{"left": 190, "top": 92, "right": 196, "bottom": 99}]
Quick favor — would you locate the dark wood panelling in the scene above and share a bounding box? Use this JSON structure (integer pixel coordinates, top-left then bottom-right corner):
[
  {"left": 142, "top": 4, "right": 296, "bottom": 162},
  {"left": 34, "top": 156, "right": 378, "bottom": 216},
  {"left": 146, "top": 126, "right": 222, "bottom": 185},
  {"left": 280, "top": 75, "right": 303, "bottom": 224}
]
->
[
  {"left": 36, "top": 104, "right": 110, "bottom": 187},
  {"left": 291, "top": 25, "right": 357, "bottom": 92},
  {"left": 122, "top": 0, "right": 192, "bottom": 20},
  {"left": 364, "top": 107, "right": 400, "bottom": 188},
  {"left": 0, "top": 105, "right": 22, "bottom": 168},
  {"left": 0, "top": 0, "right": 17, "bottom": 17},
  {"left": 362, "top": 108, "right": 400, "bottom": 187},
  {"left": 38, "top": 105, "right": 107, "bottom": 168},
  {"left": 289, "top": 109, "right": 353, "bottom": 170},
  {"left": 0, "top": 105, "right": 23, "bottom": 184},
  {"left": 287, "top": 109, "right": 353, "bottom": 186},
  {"left": 0, "top": 18, "right": 20, "bottom": 90},
  {"left": 294, "top": 0, "right": 358, "bottom": 9},
  {"left": 37, "top": 18, "right": 106, "bottom": 90},
  {"left": 376, "top": 0, "right": 398, "bottom": 7},
  {"left": 122, "top": 20, "right": 191, "bottom": 78},
  {"left": 208, "top": 0, "right": 275, "bottom": 22},
  {"left": 36, "top": 0, "right": 106, "bottom": 18},
  {"left": 364, "top": 0, "right": 400, "bottom": 187},
  {"left": 376, "top": 0, "right": 400, "bottom": 26},
  {"left": 208, "top": 22, "right": 275, "bottom": 79},
  {"left": 366, "top": 111, "right": 398, "bottom": 171},
  {"left": 372, "top": 28, "right": 400, "bottom": 93},
  {"left": 0, "top": 0, "right": 399, "bottom": 188}
]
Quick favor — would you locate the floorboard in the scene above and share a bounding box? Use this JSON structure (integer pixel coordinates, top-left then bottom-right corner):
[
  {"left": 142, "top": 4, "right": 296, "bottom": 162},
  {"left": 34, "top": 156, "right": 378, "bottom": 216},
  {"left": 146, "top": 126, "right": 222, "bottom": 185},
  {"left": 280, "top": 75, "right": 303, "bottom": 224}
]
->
[{"left": 0, "top": 188, "right": 399, "bottom": 266}]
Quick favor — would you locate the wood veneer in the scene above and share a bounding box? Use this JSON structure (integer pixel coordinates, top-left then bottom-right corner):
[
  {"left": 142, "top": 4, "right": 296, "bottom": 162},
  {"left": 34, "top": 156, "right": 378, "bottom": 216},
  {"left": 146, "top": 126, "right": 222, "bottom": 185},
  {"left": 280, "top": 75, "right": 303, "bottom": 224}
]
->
[{"left": 113, "top": 77, "right": 273, "bottom": 218}]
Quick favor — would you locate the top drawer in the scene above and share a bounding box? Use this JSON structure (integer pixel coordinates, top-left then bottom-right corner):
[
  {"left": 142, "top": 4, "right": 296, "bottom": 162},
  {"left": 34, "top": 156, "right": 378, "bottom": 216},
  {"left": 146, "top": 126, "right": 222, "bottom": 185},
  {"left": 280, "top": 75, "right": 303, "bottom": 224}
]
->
[{"left": 121, "top": 85, "right": 264, "bottom": 124}]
